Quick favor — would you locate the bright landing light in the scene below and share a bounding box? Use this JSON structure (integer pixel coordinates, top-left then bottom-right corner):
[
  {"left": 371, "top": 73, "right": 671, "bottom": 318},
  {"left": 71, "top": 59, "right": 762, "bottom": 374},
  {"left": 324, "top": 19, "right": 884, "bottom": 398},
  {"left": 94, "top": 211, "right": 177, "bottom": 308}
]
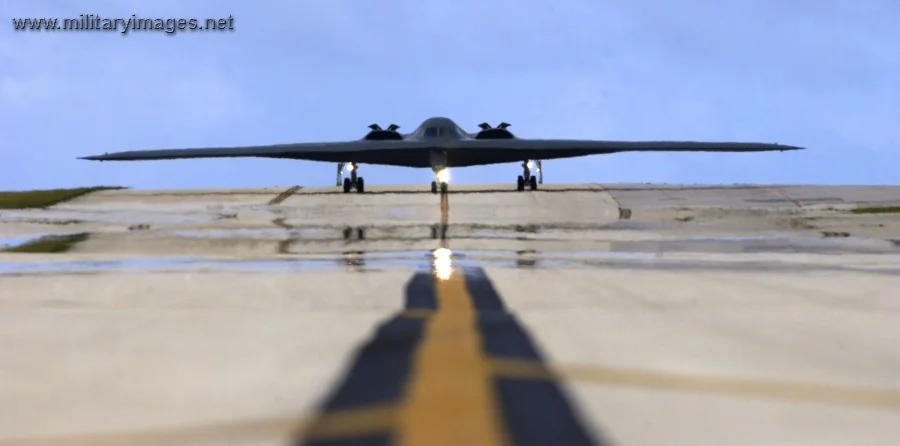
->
[
  {"left": 432, "top": 247, "right": 452, "bottom": 280},
  {"left": 526, "top": 161, "right": 534, "bottom": 169},
  {"left": 436, "top": 169, "right": 450, "bottom": 183}
]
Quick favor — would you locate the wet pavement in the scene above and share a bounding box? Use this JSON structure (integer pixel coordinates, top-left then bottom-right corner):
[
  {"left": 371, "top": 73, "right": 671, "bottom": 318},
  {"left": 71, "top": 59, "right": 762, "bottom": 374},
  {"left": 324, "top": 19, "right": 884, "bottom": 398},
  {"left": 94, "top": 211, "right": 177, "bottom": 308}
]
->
[{"left": 2, "top": 183, "right": 900, "bottom": 446}]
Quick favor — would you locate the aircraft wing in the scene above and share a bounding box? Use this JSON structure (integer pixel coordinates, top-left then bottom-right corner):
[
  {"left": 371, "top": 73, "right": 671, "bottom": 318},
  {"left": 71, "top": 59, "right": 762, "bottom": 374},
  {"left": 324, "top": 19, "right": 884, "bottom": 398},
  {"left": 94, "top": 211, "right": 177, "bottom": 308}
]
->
[
  {"left": 78, "top": 140, "right": 428, "bottom": 163},
  {"left": 455, "top": 139, "right": 804, "bottom": 163}
]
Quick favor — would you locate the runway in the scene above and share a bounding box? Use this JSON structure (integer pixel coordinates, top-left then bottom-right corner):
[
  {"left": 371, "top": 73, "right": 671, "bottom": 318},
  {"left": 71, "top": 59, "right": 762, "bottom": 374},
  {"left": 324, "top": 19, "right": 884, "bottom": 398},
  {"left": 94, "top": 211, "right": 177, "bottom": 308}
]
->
[{"left": 2, "top": 183, "right": 900, "bottom": 446}]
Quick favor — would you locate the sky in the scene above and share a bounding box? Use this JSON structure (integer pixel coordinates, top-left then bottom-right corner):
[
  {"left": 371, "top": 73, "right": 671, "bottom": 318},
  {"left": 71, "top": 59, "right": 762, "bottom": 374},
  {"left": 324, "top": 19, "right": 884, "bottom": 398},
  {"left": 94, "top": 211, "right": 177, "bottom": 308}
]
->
[{"left": 2, "top": 0, "right": 898, "bottom": 190}]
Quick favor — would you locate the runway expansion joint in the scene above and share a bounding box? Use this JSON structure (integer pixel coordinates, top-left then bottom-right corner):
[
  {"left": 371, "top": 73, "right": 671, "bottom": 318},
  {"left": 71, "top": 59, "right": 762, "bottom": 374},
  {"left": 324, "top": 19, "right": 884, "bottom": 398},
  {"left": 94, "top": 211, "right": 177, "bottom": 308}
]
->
[{"left": 268, "top": 185, "right": 302, "bottom": 206}]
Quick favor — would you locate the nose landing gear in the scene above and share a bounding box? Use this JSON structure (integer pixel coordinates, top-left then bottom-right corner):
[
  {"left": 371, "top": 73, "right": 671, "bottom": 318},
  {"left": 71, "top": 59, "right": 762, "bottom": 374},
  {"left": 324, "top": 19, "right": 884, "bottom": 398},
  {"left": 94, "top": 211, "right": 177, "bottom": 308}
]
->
[
  {"left": 431, "top": 181, "right": 448, "bottom": 194},
  {"left": 431, "top": 168, "right": 449, "bottom": 194}
]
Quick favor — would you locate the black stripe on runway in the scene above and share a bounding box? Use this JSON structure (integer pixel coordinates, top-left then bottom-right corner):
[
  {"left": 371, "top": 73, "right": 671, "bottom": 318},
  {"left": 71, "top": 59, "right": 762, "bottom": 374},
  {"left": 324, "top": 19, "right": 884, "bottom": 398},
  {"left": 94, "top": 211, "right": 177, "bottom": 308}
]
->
[
  {"left": 296, "top": 274, "right": 437, "bottom": 446},
  {"left": 465, "top": 268, "right": 605, "bottom": 446},
  {"left": 404, "top": 272, "right": 438, "bottom": 311},
  {"left": 301, "top": 433, "right": 392, "bottom": 446}
]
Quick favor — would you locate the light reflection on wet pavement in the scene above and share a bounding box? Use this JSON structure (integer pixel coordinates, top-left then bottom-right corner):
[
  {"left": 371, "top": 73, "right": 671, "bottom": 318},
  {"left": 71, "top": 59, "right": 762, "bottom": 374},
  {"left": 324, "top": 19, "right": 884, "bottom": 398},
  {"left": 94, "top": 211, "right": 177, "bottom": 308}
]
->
[{"left": 2, "top": 184, "right": 900, "bottom": 275}]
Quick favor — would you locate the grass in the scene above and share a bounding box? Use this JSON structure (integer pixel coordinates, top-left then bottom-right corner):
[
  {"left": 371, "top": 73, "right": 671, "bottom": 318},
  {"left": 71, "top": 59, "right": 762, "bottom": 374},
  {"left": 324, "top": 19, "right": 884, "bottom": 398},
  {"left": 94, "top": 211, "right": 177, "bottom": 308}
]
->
[
  {"left": 850, "top": 205, "right": 900, "bottom": 215},
  {"left": 0, "top": 186, "right": 124, "bottom": 210},
  {"left": 1, "top": 233, "right": 90, "bottom": 253},
  {"left": 23, "top": 218, "right": 84, "bottom": 225}
]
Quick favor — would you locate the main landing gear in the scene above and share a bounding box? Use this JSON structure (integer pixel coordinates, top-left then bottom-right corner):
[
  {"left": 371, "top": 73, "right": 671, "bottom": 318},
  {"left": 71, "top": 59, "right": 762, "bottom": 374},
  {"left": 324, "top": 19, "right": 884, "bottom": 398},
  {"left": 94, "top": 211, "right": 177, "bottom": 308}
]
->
[
  {"left": 338, "top": 162, "right": 365, "bottom": 194},
  {"left": 516, "top": 160, "right": 540, "bottom": 191}
]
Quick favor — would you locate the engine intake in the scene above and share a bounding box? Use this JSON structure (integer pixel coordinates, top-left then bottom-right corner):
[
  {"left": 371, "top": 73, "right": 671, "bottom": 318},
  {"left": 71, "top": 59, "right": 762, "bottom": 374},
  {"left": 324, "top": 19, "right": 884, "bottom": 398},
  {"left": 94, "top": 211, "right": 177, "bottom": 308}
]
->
[
  {"left": 475, "top": 122, "right": 514, "bottom": 139},
  {"left": 364, "top": 123, "right": 403, "bottom": 141}
]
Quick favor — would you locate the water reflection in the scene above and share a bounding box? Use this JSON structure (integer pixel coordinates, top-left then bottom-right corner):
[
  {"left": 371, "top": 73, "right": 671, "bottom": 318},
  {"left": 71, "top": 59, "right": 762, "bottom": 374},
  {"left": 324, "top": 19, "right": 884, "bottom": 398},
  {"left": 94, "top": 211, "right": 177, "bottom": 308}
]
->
[
  {"left": 341, "top": 251, "right": 366, "bottom": 269},
  {"left": 0, "top": 234, "right": 49, "bottom": 249},
  {"left": 342, "top": 227, "right": 366, "bottom": 241},
  {"left": 432, "top": 247, "right": 453, "bottom": 280},
  {"left": 516, "top": 249, "right": 537, "bottom": 267},
  {"left": 431, "top": 191, "right": 453, "bottom": 280}
]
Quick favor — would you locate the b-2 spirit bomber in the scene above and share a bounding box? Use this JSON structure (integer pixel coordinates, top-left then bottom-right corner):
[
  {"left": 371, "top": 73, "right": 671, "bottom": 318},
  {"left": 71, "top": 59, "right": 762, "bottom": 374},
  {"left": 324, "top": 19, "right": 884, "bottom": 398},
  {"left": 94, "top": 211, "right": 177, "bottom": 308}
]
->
[{"left": 80, "top": 116, "right": 804, "bottom": 194}]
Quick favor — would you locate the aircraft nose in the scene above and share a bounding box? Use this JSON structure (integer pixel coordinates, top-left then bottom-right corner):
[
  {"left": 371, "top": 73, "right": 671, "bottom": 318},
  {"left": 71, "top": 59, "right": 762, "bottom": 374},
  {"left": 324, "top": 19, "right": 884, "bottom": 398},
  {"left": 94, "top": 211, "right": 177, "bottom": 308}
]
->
[{"left": 79, "top": 152, "right": 111, "bottom": 160}]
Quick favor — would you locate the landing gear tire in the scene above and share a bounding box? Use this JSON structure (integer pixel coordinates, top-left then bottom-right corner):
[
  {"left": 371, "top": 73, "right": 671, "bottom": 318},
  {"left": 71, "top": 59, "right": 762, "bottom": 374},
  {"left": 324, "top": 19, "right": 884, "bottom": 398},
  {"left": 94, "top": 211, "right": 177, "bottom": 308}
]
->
[
  {"left": 516, "top": 175, "right": 525, "bottom": 191},
  {"left": 356, "top": 177, "right": 365, "bottom": 193},
  {"left": 529, "top": 175, "right": 538, "bottom": 191},
  {"left": 343, "top": 178, "right": 352, "bottom": 193},
  {"left": 431, "top": 181, "right": 438, "bottom": 194},
  {"left": 440, "top": 182, "right": 448, "bottom": 194}
]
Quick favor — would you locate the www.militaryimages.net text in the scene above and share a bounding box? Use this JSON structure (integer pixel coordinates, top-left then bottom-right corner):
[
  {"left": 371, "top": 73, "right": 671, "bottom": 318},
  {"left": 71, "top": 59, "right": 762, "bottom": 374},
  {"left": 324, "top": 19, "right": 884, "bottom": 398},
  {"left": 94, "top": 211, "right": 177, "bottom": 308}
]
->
[{"left": 11, "top": 14, "right": 235, "bottom": 35}]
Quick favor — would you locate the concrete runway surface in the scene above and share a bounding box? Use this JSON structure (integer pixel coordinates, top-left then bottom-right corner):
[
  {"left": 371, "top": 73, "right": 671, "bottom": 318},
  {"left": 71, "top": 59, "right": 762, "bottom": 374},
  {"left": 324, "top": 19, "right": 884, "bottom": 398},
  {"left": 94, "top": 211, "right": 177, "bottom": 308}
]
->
[{"left": 2, "top": 183, "right": 900, "bottom": 446}]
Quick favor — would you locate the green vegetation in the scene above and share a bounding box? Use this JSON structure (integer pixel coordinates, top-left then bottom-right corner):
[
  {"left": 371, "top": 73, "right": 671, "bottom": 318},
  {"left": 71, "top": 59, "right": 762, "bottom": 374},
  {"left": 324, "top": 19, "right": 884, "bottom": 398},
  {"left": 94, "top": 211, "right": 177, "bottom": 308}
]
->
[
  {"left": 0, "top": 186, "right": 124, "bottom": 210},
  {"left": 850, "top": 205, "right": 900, "bottom": 215},
  {"left": 24, "top": 218, "right": 84, "bottom": 225},
  {"left": 1, "top": 233, "right": 90, "bottom": 253}
]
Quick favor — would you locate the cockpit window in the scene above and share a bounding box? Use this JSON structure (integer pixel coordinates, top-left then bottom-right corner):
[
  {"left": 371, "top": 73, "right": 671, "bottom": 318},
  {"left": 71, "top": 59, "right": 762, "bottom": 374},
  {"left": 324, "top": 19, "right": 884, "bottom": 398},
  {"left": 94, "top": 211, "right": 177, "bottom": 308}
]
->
[{"left": 424, "top": 127, "right": 439, "bottom": 137}]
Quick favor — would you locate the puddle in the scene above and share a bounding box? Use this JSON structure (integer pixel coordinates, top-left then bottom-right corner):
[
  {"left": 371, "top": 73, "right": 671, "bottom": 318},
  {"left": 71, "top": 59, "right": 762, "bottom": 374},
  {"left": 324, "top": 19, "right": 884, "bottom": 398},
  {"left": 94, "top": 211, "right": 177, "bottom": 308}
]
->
[
  {"left": 0, "top": 253, "right": 530, "bottom": 274},
  {"left": 0, "top": 234, "right": 49, "bottom": 249},
  {"left": 469, "top": 231, "right": 537, "bottom": 240},
  {"left": 675, "top": 235, "right": 797, "bottom": 241},
  {"left": 169, "top": 228, "right": 296, "bottom": 238},
  {"left": 535, "top": 250, "right": 663, "bottom": 259},
  {"left": 0, "top": 257, "right": 338, "bottom": 273},
  {"left": 596, "top": 220, "right": 675, "bottom": 230},
  {"left": 0, "top": 247, "right": 583, "bottom": 274},
  {"left": 387, "top": 208, "right": 416, "bottom": 217},
  {"left": 3, "top": 248, "right": 899, "bottom": 276},
  {"left": 2, "top": 210, "right": 213, "bottom": 224},
  {"left": 0, "top": 232, "right": 89, "bottom": 250},
  {"left": 670, "top": 235, "right": 883, "bottom": 244},
  {"left": 604, "top": 237, "right": 898, "bottom": 255}
]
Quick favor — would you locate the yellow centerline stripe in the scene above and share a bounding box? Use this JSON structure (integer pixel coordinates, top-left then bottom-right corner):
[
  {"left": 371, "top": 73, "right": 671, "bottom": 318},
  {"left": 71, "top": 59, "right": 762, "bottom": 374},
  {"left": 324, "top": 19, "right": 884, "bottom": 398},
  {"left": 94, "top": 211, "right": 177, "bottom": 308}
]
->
[{"left": 396, "top": 269, "right": 510, "bottom": 446}]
